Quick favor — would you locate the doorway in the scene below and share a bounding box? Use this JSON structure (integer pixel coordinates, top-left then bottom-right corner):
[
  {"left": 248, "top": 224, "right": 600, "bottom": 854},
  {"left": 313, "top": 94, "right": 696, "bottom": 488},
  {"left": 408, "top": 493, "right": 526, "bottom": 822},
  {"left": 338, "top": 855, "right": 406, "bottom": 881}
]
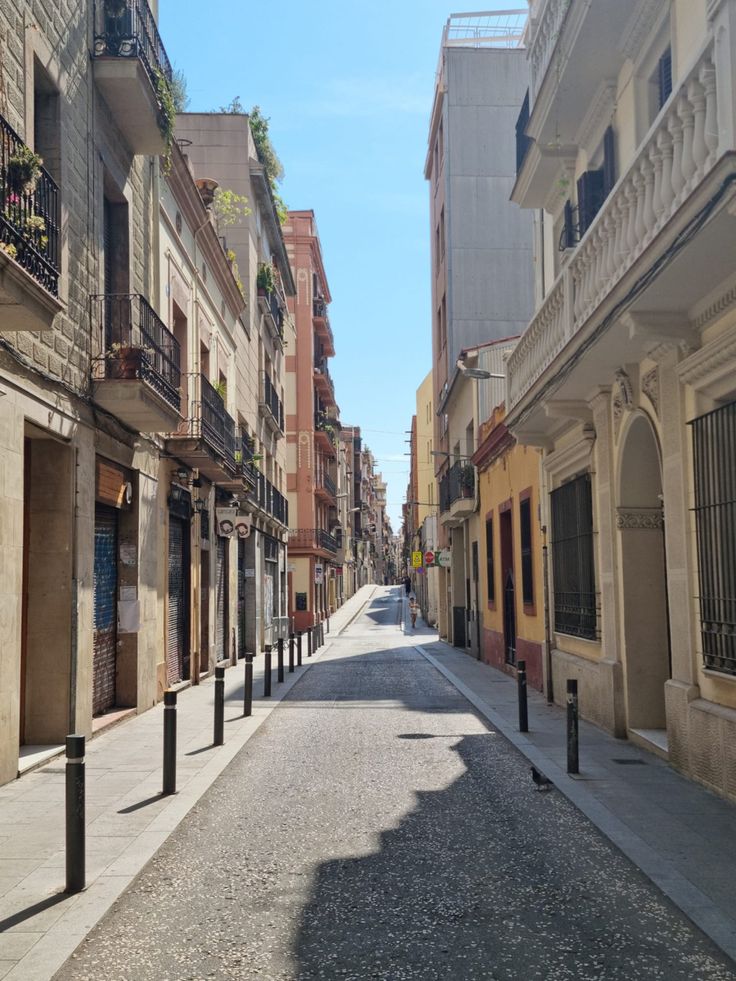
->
[
  {"left": 500, "top": 507, "right": 516, "bottom": 666},
  {"left": 618, "top": 414, "right": 670, "bottom": 738}
]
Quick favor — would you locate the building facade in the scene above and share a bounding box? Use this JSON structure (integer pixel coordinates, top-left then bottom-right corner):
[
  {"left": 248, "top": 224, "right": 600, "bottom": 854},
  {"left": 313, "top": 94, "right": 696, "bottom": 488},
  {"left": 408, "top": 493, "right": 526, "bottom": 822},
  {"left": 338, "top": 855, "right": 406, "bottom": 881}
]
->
[
  {"left": 509, "top": 0, "right": 736, "bottom": 798},
  {"left": 426, "top": 12, "right": 536, "bottom": 643}
]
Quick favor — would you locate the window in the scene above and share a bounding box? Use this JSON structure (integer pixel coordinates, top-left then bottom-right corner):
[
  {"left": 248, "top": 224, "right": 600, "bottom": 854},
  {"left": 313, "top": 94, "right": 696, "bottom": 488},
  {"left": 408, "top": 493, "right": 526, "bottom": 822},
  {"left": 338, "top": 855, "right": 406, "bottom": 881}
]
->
[
  {"left": 520, "top": 496, "right": 534, "bottom": 606},
  {"left": 658, "top": 47, "right": 672, "bottom": 110},
  {"left": 440, "top": 207, "right": 445, "bottom": 263},
  {"left": 691, "top": 401, "right": 736, "bottom": 675},
  {"left": 486, "top": 516, "right": 495, "bottom": 604},
  {"left": 515, "top": 89, "right": 532, "bottom": 174},
  {"left": 34, "top": 58, "right": 61, "bottom": 183},
  {"left": 550, "top": 474, "right": 596, "bottom": 639}
]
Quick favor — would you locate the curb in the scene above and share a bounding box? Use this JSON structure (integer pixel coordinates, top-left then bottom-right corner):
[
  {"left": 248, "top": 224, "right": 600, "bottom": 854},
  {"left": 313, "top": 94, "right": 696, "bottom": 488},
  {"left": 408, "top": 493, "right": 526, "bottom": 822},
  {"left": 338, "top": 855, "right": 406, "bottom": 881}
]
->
[{"left": 414, "top": 643, "right": 736, "bottom": 967}]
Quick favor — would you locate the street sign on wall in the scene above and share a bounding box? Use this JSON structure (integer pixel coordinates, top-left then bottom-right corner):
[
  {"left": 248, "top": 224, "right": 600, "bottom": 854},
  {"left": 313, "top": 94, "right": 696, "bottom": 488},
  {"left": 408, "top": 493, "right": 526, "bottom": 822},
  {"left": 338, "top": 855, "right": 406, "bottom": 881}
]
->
[
  {"left": 424, "top": 550, "right": 435, "bottom": 567},
  {"left": 438, "top": 549, "right": 452, "bottom": 568},
  {"left": 411, "top": 551, "right": 423, "bottom": 569},
  {"left": 315, "top": 564, "right": 324, "bottom": 584}
]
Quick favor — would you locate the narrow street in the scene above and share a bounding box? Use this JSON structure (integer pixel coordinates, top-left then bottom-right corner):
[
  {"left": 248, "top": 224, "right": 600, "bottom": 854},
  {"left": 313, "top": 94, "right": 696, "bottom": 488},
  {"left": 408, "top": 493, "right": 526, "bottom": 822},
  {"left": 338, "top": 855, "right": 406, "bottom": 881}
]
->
[{"left": 54, "top": 588, "right": 735, "bottom": 981}]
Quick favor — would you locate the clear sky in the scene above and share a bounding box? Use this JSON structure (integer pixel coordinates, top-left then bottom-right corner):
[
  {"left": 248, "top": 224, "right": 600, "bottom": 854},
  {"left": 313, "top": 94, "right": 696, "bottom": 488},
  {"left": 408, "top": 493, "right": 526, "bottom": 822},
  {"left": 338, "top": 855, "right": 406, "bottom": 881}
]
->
[{"left": 160, "top": 0, "right": 515, "bottom": 531}]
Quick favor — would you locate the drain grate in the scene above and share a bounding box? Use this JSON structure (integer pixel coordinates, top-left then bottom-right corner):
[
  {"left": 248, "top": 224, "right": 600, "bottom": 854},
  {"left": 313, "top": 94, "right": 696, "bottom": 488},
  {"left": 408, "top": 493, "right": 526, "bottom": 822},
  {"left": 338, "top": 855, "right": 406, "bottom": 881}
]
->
[{"left": 612, "top": 758, "right": 647, "bottom": 765}]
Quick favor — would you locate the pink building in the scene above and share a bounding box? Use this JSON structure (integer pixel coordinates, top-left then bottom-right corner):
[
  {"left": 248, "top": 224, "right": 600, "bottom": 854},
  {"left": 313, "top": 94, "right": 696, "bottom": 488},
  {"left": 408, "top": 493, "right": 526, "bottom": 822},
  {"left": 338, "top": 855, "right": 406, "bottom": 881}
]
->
[{"left": 283, "top": 212, "right": 340, "bottom": 629}]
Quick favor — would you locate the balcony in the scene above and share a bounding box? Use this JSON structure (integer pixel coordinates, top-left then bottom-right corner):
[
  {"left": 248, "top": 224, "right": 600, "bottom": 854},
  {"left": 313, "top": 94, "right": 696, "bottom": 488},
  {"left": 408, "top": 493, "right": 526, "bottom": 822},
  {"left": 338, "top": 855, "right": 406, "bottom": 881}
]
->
[
  {"left": 314, "top": 470, "right": 337, "bottom": 503},
  {"left": 259, "top": 372, "right": 284, "bottom": 437},
  {"left": 312, "top": 297, "right": 335, "bottom": 356},
  {"left": 288, "top": 528, "right": 338, "bottom": 556},
  {"left": 314, "top": 411, "right": 337, "bottom": 458},
  {"left": 93, "top": 294, "right": 181, "bottom": 432},
  {"left": 257, "top": 285, "right": 285, "bottom": 346},
  {"left": 439, "top": 461, "right": 476, "bottom": 526},
  {"left": 219, "top": 431, "right": 258, "bottom": 493},
  {"left": 509, "top": 36, "right": 733, "bottom": 419},
  {"left": 166, "top": 373, "right": 238, "bottom": 483},
  {"left": 253, "top": 472, "right": 288, "bottom": 526},
  {"left": 92, "top": 0, "right": 173, "bottom": 155},
  {"left": 313, "top": 357, "right": 336, "bottom": 406},
  {"left": 0, "top": 115, "right": 62, "bottom": 330}
]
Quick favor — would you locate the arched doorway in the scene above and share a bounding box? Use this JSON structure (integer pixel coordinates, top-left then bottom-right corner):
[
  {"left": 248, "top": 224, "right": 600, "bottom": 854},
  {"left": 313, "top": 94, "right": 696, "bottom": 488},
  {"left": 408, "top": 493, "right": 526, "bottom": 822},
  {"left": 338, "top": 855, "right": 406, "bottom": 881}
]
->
[{"left": 617, "top": 414, "right": 671, "bottom": 740}]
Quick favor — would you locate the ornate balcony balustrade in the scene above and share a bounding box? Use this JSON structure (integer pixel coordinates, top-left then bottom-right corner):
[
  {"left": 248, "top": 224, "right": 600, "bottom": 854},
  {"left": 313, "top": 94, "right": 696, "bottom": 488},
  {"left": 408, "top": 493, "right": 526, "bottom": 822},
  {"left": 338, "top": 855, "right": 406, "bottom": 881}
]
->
[
  {"left": 166, "top": 373, "right": 237, "bottom": 481},
  {"left": 259, "top": 372, "right": 284, "bottom": 435},
  {"left": 509, "top": 39, "right": 722, "bottom": 411},
  {"left": 255, "top": 472, "right": 288, "bottom": 526}
]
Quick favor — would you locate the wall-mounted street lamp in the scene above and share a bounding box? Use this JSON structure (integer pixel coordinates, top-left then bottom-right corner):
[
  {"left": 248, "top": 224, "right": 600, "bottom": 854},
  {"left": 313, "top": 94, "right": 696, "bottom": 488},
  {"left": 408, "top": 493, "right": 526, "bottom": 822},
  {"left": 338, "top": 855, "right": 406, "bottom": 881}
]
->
[{"left": 455, "top": 358, "right": 505, "bottom": 381}]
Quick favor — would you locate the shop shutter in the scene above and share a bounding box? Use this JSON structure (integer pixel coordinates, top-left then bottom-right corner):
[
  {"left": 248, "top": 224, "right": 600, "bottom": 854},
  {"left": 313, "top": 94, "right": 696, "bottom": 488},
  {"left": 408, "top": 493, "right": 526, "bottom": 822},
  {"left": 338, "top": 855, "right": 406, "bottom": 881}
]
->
[
  {"left": 216, "top": 536, "right": 227, "bottom": 661},
  {"left": 167, "top": 517, "right": 188, "bottom": 684},
  {"left": 93, "top": 505, "right": 118, "bottom": 715}
]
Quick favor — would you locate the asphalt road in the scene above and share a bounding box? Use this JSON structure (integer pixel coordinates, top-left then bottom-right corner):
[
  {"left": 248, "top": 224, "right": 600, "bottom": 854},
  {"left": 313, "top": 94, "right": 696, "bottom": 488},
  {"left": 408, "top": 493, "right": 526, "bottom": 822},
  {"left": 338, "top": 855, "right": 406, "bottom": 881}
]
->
[{"left": 54, "top": 588, "right": 736, "bottom": 980}]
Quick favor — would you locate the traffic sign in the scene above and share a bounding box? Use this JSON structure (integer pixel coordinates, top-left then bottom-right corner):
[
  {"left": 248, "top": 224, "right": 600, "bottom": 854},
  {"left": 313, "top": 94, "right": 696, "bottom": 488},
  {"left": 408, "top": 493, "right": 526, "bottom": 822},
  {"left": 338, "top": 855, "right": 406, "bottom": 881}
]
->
[
  {"left": 438, "top": 548, "right": 452, "bottom": 568},
  {"left": 424, "top": 550, "right": 435, "bottom": 567},
  {"left": 411, "top": 551, "right": 423, "bottom": 569}
]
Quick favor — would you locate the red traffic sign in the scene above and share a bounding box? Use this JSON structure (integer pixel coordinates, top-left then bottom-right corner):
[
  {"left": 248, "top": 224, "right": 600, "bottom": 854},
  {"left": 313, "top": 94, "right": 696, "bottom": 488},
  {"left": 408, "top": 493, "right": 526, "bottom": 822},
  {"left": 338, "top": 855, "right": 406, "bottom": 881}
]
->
[{"left": 424, "top": 550, "right": 435, "bottom": 567}]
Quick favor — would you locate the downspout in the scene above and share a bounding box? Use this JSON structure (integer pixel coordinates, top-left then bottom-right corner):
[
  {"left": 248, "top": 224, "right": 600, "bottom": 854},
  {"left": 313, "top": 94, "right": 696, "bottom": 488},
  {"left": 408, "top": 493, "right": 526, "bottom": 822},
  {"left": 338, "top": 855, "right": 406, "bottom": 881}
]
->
[{"left": 69, "top": 446, "right": 80, "bottom": 732}]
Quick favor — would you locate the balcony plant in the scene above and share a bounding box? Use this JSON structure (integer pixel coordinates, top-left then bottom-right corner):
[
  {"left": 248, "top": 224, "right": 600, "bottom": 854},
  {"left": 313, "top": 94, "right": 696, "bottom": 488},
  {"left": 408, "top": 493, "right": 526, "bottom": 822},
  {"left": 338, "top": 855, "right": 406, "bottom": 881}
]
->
[
  {"left": 106, "top": 0, "right": 129, "bottom": 16},
  {"left": 460, "top": 463, "right": 475, "bottom": 497},
  {"left": 105, "top": 341, "right": 152, "bottom": 379},
  {"left": 257, "top": 262, "right": 275, "bottom": 296},
  {"left": 6, "top": 146, "right": 43, "bottom": 197}
]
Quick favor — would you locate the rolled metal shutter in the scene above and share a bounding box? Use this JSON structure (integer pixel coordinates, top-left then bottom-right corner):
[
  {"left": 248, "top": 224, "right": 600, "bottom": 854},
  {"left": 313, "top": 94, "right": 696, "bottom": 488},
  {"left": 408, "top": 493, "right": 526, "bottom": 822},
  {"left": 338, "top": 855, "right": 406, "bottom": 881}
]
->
[
  {"left": 167, "top": 517, "right": 187, "bottom": 684},
  {"left": 93, "top": 505, "right": 118, "bottom": 715},
  {"left": 237, "top": 538, "right": 246, "bottom": 658}
]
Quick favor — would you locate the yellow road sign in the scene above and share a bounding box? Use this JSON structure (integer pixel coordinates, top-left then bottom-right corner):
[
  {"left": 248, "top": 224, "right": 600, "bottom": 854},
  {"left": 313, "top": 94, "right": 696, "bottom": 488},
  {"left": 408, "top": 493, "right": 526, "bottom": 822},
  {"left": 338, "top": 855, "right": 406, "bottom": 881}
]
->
[{"left": 411, "top": 551, "right": 423, "bottom": 569}]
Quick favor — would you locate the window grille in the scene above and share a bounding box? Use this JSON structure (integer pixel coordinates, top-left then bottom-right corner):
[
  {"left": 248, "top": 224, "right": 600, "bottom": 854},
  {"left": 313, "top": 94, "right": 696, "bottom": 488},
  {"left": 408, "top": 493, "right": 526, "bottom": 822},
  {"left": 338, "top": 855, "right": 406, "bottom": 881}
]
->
[
  {"left": 550, "top": 474, "right": 597, "bottom": 639},
  {"left": 690, "top": 400, "right": 736, "bottom": 676},
  {"left": 658, "top": 48, "right": 673, "bottom": 110},
  {"left": 520, "top": 497, "right": 534, "bottom": 606},
  {"left": 486, "top": 517, "right": 495, "bottom": 603}
]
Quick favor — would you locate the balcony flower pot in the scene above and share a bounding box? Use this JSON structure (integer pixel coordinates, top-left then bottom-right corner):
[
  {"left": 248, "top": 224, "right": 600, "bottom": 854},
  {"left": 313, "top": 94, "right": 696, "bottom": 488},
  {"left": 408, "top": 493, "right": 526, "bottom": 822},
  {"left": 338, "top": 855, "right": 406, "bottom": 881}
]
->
[
  {"left": 6, "top": 147, "right": 43, "bottom": 197},
  {"left": 106, "top": 345, "right": 145, "bottom": 379},
  {"left": 460, "top": 464, "right": 475, "bottom": 498},
  {"left": 257, "top": 262, "right": 275, "bottom": 295},
  {"left": 106, "top": 0, "right": 129, "bottom": 16}
]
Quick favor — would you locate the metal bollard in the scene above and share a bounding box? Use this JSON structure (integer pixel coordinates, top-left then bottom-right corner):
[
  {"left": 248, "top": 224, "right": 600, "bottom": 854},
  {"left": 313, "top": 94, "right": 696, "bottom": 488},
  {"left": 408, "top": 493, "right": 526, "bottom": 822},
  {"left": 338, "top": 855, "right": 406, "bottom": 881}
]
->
[
  {"left": 243, "top": 653, "right": 254, "bottom": 717},
  {"left": 163, "top": 690, "right": 177, "bottom": 795},
  {"left": 517, "top": 659, "right": 529, "bottom": 733},
  {"left": 277, "top": 638, "right": 285, "bottom": 683},
  {"left": 297, "top": 632, "right": 303, "bottom": 667},
  {"left": 214, "top": 665, "right": 225, "bottom": 746},
  {"left": 65, "top": 734, "right": 85, "bottom": 894},
  {"left": 326, "top": 614, "right": 330, "bottom": 634},
  {"left": 264, "top": 645, "right": 272, "bottom": 697},
  {"left": 567, "top": 679, "right": 579, "bottom": 775},
  {"left": 289, "top": 634, "right": 295, "bottom": 673},
  {"left": 307, "top": 628, "right": 312, "bottom": 658}
]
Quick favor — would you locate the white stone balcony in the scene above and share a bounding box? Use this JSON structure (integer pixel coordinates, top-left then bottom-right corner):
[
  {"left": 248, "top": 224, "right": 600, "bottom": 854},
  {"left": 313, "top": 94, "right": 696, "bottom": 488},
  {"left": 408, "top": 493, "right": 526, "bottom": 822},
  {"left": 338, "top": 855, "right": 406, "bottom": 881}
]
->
[{"left": 509, "top": 31, "right": 734, "bottom": 414}]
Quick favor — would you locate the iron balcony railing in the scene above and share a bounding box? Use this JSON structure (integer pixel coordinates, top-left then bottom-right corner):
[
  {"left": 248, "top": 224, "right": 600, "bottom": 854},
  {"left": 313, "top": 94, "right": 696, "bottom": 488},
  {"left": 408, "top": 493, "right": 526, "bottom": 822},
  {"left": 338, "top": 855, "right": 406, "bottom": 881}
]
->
[
  {"left": 261, "top": 372, "right": 284, "bottom": 432},
  {"left": 236, "top": 432, "right": 258, "bottom": 486},
  {"left": 313, "top": 357, "right": 335, "bottom": 400},
  {"left": 439, "top": 460, "right": 475, "bottom": 513},
  {"left": 255, "top": 472, "right": 288, "bottom": 526},
  {"left": 93, "top": 0, "right": 173, "bottom": 92},
  {"left": 288, "top": 528, "right": 338, "bottom": 554},
  {"left": 96, "top": 293, "right": 180, "bottom": 412},
  {"left": 0, "top": 113, "right": 60, "bottom": 295},
  {"left": 323, "top": 472, "right": 336, "bottom": 498},
  {"left": 175, "top": 373, "right": 236, "bottom": 471}
]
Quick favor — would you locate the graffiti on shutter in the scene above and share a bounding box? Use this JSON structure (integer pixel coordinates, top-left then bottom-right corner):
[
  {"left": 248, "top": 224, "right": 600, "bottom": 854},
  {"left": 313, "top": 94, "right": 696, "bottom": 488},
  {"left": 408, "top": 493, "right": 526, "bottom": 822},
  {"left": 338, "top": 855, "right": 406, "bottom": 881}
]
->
[
  {"left": 93, "top": 505, "right": 118, "bottom": 715},
  {"left": 167, "top": 516, "right": 188, "bottom": 684},
  {"left": 216, "top": 536, "right": 227, "bottom": 661},
  {"left": 237, "top": 538, "right": 246, "bottom": 658}
]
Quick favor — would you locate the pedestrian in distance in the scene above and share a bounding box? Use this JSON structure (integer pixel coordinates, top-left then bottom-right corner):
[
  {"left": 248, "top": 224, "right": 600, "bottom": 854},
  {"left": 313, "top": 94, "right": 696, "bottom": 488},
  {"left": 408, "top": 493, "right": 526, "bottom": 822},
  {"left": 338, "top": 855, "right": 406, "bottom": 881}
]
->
[
  {"left": 409, "top": 595, "right": 419, "bottom": 629},
  {"left": 404, "top": 575, "right": 411, "bottom": 595}
]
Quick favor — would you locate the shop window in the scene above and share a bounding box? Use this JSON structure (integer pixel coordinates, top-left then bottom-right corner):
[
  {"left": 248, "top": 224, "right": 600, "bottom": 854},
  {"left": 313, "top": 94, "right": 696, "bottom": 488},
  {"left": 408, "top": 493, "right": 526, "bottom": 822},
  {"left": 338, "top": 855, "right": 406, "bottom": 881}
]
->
[
  {"left": 550, "top": 474, "right": 597, "bottom": 639},
  {"left": 520, "top": 496, "right": 534, "bottom": 606}
]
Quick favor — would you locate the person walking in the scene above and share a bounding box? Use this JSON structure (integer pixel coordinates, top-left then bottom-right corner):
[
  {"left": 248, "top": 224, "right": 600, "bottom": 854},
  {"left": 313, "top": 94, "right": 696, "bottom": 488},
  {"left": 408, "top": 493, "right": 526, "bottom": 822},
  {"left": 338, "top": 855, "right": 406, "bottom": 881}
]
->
[
  {"left": 409, "top": 595, "right": 419, "bottom": 629},
  {"left": 403, "top": 575, "right": 411, "bottom": 595}
]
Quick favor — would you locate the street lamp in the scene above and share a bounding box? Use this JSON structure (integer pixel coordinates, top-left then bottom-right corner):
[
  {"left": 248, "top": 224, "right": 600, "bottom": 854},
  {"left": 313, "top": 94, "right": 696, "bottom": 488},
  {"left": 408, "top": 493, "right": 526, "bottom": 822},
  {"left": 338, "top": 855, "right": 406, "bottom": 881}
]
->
[{"left": 455, "top": 358, "right": 505, "bottom": 381}]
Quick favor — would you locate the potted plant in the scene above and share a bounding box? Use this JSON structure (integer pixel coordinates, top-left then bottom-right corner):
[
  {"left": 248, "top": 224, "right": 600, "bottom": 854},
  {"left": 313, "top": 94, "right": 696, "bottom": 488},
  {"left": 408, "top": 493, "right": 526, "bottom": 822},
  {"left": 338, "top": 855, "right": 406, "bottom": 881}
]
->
[
  {"left": 257, "top": 262, "right": 275, "bottom": 296},
  {"left": 460, "top": 463, "right": 475, "bottom": 497},
  {"left": 6, "top": 146, "right": 43, "bottom": 197},
  {"left": 105, "top": 342, "right": 151, "bottom": 379},
  {"left": 106, "top": 0, "right": 129, "bottom": 15}
]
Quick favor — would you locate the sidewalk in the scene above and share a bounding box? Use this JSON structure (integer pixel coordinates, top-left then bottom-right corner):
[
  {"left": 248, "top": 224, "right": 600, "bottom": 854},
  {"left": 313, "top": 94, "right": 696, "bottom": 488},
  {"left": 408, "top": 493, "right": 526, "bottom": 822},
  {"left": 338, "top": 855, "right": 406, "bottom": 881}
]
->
[
  {"left": 0, "top": 586, "right": 376, "bottom": 981},
  {"left": 400, "top": 596, "right": 736, "bottom": 967}
]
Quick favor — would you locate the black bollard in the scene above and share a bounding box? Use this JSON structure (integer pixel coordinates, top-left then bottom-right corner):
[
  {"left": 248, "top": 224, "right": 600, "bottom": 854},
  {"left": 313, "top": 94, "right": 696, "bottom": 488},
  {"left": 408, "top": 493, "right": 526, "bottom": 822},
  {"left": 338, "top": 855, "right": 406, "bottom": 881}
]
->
[
  {"left": 307, "top": 628, "right": 312, "bottom": 658},
  {"left": 289, "top": 634, "right": 295, "bottom": 673},
  {"left": 214, "top": 665, "right": 225, "bottom": 746},
  {"left": 65, "top": 734, "right": 85, "bottom": 894},
  {"left": 163, "top": 690, "right": 177, "bottom": 795},
  {"left": 277, "top": 637, "right": 285, "bottom": 683},
  {"left": 297, "top": 632, "right": 303, "bottom": 667},
  {"left": 567, "top": 679, "right": 579, "bottom": 775},
  {"left": 264, "top": 645, "right": 272, "bottom": 697},
  {"left": 326, "top": 614, "right": 330, "bottom": 634},
  {"left": 243, "top": 653, "right": 254, "bottom": 717},
  {"left": 517, "top": 659, "right": 529, "bottom": 733}
]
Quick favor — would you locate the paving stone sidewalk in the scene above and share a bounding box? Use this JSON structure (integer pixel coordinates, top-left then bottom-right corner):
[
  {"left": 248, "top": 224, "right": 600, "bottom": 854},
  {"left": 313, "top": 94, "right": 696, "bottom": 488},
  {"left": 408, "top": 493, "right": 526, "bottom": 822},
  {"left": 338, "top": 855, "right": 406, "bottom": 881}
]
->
[
  {"left": 0, "top": 586, "right": 376, "bottom": 981},
  {"left": 400, "top": 596, "right": 736, "bottom": 967}
]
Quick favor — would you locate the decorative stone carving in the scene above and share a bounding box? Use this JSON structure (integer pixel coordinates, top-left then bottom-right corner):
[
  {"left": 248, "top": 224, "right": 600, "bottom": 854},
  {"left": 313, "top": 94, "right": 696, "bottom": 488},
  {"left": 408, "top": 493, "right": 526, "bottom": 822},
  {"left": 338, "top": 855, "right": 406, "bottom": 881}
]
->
[
  {"left": 642, "top": 367, "right": 660, "bottom": 416},
  {"left": 612, "top": 369, "right": 633, "bottom": 437},
  {"left": 616, "top": 507, "right": 664, "bottom": 530}
]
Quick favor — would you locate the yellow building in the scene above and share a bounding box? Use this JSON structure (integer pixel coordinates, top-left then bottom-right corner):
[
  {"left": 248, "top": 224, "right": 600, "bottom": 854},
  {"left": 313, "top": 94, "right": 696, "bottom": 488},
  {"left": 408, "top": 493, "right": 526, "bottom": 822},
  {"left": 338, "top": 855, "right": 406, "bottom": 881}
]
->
[
  {"left": 415, "top": 371, "right": 440, "bottom": 625},
  {"left": 474, "top": 406, "right": 546, "bottom": 690}
]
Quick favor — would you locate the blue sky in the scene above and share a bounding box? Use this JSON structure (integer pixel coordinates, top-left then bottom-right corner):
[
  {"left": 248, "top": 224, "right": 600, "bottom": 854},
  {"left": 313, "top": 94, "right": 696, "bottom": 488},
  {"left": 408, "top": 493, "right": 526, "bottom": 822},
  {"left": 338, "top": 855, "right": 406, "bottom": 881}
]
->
[{"left": 160, "top": 0, "right": 515, "bottom": 530}]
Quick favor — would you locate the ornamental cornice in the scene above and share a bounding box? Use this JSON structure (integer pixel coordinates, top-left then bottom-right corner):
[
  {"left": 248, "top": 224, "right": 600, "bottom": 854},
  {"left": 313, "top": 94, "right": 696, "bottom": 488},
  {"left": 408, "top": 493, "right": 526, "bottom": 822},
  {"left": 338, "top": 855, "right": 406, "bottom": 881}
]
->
[
  {"left": 677, "top": 325, "right": 736, "bottom": 397},
  {"left": 693, "top": 280, "right": 736, "bottom": 332},
  {"left": 616, "top": 507, "right": 664, "bottom": 530},
  {"left": 575, "top": 81, "right": 616, "bottom": 151},
  {"left": 618, "top": 0, "right": 663, "bottom": 62}
]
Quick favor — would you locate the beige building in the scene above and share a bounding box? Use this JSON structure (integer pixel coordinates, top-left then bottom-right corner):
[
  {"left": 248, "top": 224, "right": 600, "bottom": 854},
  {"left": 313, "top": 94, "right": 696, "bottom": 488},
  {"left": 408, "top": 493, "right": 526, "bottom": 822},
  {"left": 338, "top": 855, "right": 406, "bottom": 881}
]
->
[
  {"left": 414, "top": 371, "right": 440, "bottom": 626},
  {"left": 175, "top": 113, "right": 295, "bottom": 653},
  {"left": 0, "top": 0, "right": 179, "bottom": 783},
  {"left": 509, "top": 0, "right": 736, "bottom": 799}
]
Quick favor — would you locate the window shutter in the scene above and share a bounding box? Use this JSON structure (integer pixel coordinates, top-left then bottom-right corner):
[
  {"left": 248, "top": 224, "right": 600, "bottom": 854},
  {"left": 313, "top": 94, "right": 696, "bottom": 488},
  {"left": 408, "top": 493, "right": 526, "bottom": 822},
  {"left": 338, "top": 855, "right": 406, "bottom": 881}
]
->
[
  {"left": 577, "top": 169, "right": 605, "bottom": 237},
  {"left": 603, "top": 126, "right": 616, "bottom": 196},
  {"left": 561, "top": 200, "right": 576, "bottom": 250},
  {"left": 658, "top": 48, "right": 673, "bottom": 110}
]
